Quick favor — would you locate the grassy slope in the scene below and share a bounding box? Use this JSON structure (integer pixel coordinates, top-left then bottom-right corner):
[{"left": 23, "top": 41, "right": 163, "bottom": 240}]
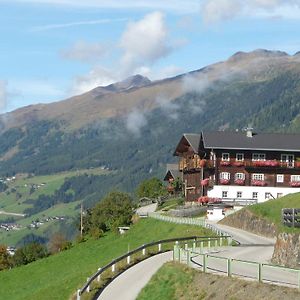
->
[
  {"left": 137, "top": 262, "right": 300, "bottom": 300},
  {"left": 0, "top": 218, "right": 213, "bottom": 300},
  {"left": 248, "top": 192, "right": 300, "bottom": 233}
]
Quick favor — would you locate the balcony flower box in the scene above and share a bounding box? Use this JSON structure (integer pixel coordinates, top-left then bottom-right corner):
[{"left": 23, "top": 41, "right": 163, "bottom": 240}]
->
[
  {"left": 201, "top": 178, "right": 209, "bottom": 186},
  {"left": 289, "top": 181, "right": 300, "bottom": 187},
  {"left": 234, "top": 179, "right": 245, "bottom": 185},
  {"left": 220, "top": 179, "right": 230, "bottom": 185},
  {"left": 197, "top": 196, "right": 221, "bottom": 204},
  {"left": 220, "top": 161, "right": 230, "bottom": 166},
  {"left": 253, "top": 160, "right": 279, "bottom": 167},
  {"left": 233, "top": 161, "right": 244, "bottom": 167},
  {"left": 251, "top": 180, "right": 266, "bottom": 186},
  {"left": 295, "top": 162, "right": 300, "bottom": 168}
]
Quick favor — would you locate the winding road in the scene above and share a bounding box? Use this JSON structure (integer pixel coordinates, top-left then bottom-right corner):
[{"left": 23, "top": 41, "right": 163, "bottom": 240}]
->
[{"left": 97, "top": 214, "right": 298, "bottom": 300}]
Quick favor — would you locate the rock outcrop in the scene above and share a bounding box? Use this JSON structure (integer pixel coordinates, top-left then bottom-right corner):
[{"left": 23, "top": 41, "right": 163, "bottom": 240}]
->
[
  {"left": 220, "top": 208, "right": 278, "bottom": 238},
  {"left": 272, "top": 233, "right": 300, "bottom": 268}
]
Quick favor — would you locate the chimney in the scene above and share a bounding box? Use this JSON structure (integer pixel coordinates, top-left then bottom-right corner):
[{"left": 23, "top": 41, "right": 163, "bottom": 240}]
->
[{"left": 246, "top": 127, "right": 253, "bottom": 138}]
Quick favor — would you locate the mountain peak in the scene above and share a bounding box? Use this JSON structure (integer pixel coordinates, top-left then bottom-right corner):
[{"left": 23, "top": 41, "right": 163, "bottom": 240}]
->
[
  {"left": 104, "top": 74, "right": 151, "bottom": 92},
  {"left": 229, "top": 49, "right": 289, "bottom": 62},
  {"left": 91, "top": 74, "right": 151, "bottom": 97}
]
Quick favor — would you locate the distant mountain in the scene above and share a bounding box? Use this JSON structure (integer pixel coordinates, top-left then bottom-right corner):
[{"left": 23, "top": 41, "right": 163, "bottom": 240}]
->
[{"left": 1, "top": 49, "right": 300, "bottom": 199}]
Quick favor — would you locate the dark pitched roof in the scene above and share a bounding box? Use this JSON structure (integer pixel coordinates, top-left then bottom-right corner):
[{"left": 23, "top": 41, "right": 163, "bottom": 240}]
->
[
  {"left": 163, "top": 169, "right": 181, "bottom": 181},
  {"left": 183, "top": 133, "right": 200, "bottom": 153},
  {"left": 202, "top": 131, "right": 300, "bottom": 152}
]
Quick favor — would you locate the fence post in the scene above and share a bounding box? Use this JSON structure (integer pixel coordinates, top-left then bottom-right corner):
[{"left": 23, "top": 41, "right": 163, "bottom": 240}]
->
[
  {"left": 203, "top": 254, "right": 207, "bottom": 273},
  {"left": 127, "top": 255, "right": 131, "bottom": 265},
  {"left": 158, "top": 243, "right": 162, "bottom": 252},
  {"left": 220, "top": 237, "right": 223, "bottom": 247},
  {"left": 200, "top": 241, "right": 203, "bottom": 254},
  {"left": 227, "top": 258, "right": 232, "bottom": 277},
  {"left": 142, "top": 248, "right": 146, "bottom": 256},
  {"left": 208, "top": 239, "right": 211, "bottom": 250},
  {"left": 86, "top": 278, "right": 90, "bottom": 293},
  {"left": 227, "top": 236, "right": 232, "bottom": 246},
  {"left": 214, "top": 239, "right": 218, "bottom": 250},
  {"left": 97, "top": 268, "right": 101, "bottom": 282},
  {"left": 173, "top": 244, "right": 180, "bottom": 261},
  {"left": 77, "top": 289, "right": 81, "bottom": 300},
  {"left": 184, "top": 243, "right": 188, "bottom": 250},
  {"left": 112, "top": 264, "right": 116, "bottom": 273},
  {"left": 258, "top": 263, "right": 262, "bottom": 282},
  {"left": 187, "top": 250, "right": 190, "bottom": 267},
  {"left": 192, "top": 239, "right": 196, "bottom": 252}
]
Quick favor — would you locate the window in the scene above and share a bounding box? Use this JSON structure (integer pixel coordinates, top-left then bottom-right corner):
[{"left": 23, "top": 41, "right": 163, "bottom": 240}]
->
[
  {"left": 235, "top": 173, "right": 245, "bottom": 180},
  {"left": 222, "top": 153, "right": 230, "bottom": 161},
  {"left": 277, "top": 193, "right": 283, "bottom": 198},
  {"left": 252, "top": 153, "right": 266, "bottom": 161},
  {"left": 222, "top": 191, "right": 228, "bottom": 198},
  {"left": 220, "top": 172, "right": 230, "bottom": 180},
  {"left": 236, "top": 153, "right": 244, "bottom": 161},
  {"left": 265, "top": 193, "right": 272, "bottom": 199},
  {"left": 252, "top": 173, "right": 264, "bottom": 181},
  {"left": 252, "top": 192, "right": 258, "bottom": 199},
  {"left": 291, "top": 175, "right": 300, "bottom": 182},
  {"left": 237, "top": 191, "right": 242, "bottom": 198},
  {"left": 281, "top": 154, "right": 294, "bottom": 168},
  {"left": 276, "top": 174, "right": 284, "bottom": 183}
]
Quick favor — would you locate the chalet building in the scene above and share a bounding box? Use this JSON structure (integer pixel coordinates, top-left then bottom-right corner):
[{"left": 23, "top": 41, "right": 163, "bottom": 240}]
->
[{"left": 173, "top": 129, "right": 300, "bottom": 203}]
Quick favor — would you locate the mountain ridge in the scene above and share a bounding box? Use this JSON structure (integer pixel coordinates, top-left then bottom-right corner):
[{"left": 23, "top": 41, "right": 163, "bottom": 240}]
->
[{"left": 3, "top": 48, "right": 300, "bottom": 132}]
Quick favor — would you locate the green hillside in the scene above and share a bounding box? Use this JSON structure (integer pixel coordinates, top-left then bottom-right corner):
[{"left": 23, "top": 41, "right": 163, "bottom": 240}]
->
[
  {"left": 137, "top": 262, "right": 300, "bottom": 300},
  {"left": 0, "top": 218, "right": 213, "bottom": 300},
  {"left": 248, "top": 192, "right": 300, "bottom": 233},
  {"left": 0, "top": 168, "right": 110, "bottom": 246}
]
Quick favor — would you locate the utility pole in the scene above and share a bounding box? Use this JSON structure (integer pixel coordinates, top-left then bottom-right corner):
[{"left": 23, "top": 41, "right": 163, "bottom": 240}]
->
[{"left": 80, "top": 204, "right": 83, "bottom": 238}]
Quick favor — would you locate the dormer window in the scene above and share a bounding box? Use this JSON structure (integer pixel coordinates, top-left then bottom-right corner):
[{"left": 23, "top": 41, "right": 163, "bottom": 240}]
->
[
  {"left": 252, "top": 153, "right": 266, "bottom": 161},
  {"left": 222, "top": 153, "right": 230, "bottom": 161}
]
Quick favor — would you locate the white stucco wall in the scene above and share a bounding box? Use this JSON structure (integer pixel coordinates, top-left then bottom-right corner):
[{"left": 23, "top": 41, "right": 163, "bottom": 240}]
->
[{"left": 207, "top": 185, "right": 300, "bottom": 203}]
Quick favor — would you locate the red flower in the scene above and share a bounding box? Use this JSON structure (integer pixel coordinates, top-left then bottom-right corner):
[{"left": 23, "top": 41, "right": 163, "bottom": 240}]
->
[
  {"left": 290, "top": 182, "right": 300, "bottom": 187},
  {"left": 220, "top": 179, "right": 230, "bottom": 185},
  {"left": 201, "top": 178, "right": 210, "bottom": 186},
  {"left": 251, "top": 180, "right": 266, "bottom": 186},
  {"left": 220, "top": 161, "right": 230, "bottom": 166},
  {"left": 234, "top": 179, "right": 245, "bottom": 185},
  {"left": 233, "top": 161, "right": 244, "bottom": 167}
]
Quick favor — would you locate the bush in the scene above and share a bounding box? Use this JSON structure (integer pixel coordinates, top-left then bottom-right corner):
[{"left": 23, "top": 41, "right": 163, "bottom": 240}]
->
[{"left": 83, "top": 191, "right": 134, "bottom": 235}]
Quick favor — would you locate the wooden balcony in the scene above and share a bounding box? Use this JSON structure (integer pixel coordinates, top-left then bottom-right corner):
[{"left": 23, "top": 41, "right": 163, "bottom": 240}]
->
[{"left": 179, "top": 158, "right": 215, "bottom": 171}]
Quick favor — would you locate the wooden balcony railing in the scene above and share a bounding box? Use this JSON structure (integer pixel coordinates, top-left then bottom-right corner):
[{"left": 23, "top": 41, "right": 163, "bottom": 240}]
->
[{"left": 179, "top": 158, "right": 214, "bottom": 170}]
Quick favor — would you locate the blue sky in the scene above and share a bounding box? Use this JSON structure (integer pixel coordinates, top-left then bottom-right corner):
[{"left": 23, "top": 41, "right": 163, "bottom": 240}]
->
[{"left": 1, "top": 0, "right": 300, "bottom": 112}]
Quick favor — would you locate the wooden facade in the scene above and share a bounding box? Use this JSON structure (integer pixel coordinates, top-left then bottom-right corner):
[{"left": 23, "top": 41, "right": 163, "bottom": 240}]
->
[{"left": 174, "top": 131, "right": 300, "bottom": 202}]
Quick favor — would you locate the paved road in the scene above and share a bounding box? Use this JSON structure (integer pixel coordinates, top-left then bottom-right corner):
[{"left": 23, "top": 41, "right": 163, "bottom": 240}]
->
[
  {"left": 190, "top": 222, "right": 299, "bottom": 288},
  {"left": 98, "top": 251, "right": 172, "bottom": 300},
  {"left": 96, "top": 216, "right": 297, "bottom": 300}
]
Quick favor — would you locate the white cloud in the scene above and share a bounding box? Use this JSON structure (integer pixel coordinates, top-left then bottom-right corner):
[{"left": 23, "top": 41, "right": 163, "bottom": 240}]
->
[
  {"left": 182, "top": 74, "right": 211, "bottom": 94},
  {"left": 135, "top": 64, "right": 183, "bottom": 80},
  {"left": 61, "top": 40, "right": 108, "bottom": 63},
  {"left": 201, "top": 0, "right": 300, "bottom": 24},
  {"left": 31, "top": 18, "right": 127, "bottom": 32},
  {"left": 125, "top": 109, "right": 147, "bottom": 136},
  {"left": 70, "top": 67, "right": 117, "bottom": 95},
  {"left": 0, "top": 80, "right": 8, "bottom": 112},
  {"left": 201, "top": 0, "right": 241, "bottom": 25},
  {"left": 120, "top": 11, "right": 172, "bottom": 76},
  {"left": 155, "top": 95, "right": 180, "bottom": 120}
]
